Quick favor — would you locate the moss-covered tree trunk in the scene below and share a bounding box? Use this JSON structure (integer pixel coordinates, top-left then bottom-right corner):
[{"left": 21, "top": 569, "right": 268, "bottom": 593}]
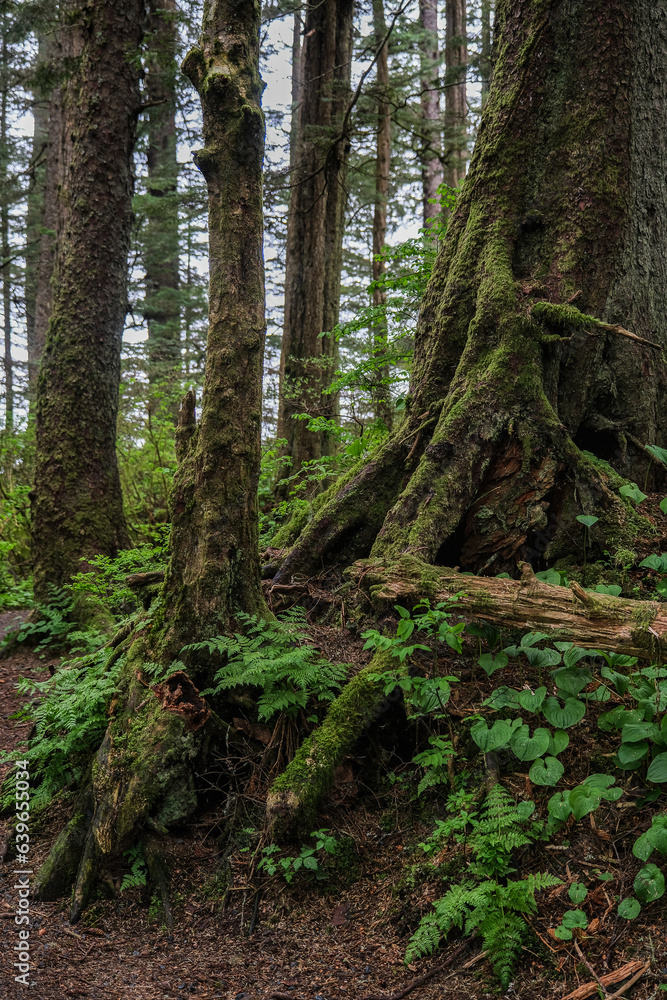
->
[
  {"left": 274, "top": 0, "right": 667, "bottom": 585},
  {"left": 274, "top": 0, "right": 354, "bottom": 494},
  {"left": 35, "top": 0, "right": 267, "bottom": 918},
  {"left": 31, "top": 0, "right": 142, "bottom": 597}
]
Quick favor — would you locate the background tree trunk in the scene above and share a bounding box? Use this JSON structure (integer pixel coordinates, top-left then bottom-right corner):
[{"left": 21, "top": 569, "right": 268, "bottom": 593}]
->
[
  {"left": 143, "top": 0, "right": 180, "bottom": 416},
  {"left": 274, "top": 0, "right": 667, "bottom": 585},
  {"left": 31, "top": 0, "right": 142, "bottom": 597},
  {"left": 274, "top": 0, "right": 354, "bottom": 495},
  {"left": 443, "top": 0, "right": 467, "bottom": 192},
  {"left": 480, "top": 0, "right": 493, "bottom": 108},
  {"left": 371, "top": 0, "right": 393, "bottom": 431},
  {"left": 419, "top": 0, "right": 442, "bottom": 228}
]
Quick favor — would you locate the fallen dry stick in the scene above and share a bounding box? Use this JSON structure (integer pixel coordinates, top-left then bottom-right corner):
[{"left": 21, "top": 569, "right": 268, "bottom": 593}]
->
[{"left": 561, "top": 959, "right": 649, "bottom": 1000}]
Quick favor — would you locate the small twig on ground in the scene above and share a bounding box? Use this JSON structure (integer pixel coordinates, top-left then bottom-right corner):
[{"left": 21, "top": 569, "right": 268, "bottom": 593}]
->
[
  {"left": 573, "top": 941, "right": 608, "bottom": 996},
  {"left": 360, "top": 939, "right": 473, "bottom": 1000}
]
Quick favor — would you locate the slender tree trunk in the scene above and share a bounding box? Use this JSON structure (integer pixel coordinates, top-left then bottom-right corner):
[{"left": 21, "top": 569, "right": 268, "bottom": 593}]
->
[
  {"left": 274, "top": 0, "right": 667, "bottom": 585},
  {"left": 289, "top": 9, "right": 302, "bottom": 173},
  {"left": 480, "top": 0, "right": 493, "bottom": 108},
  {"left": 160, "top": 0, "right": 267, "bottom": 655},
  {"left": 371, "top": 0, "right": 393, "bottom": 431},
  {"left": 143, "top": 0, "right": 180, "bottom": 416},
  {"left": 419, "top": 0, "right": 442, "bottom": 228},
  {"left": 31, "top": 0, "right": 142, "bottom": 598},
  {"left": 275, "top": 0, "right": 354, "bottom": 495},
  {"left": 25, "top": 33, "right": 50, "bottom": 401},
  {"left": 443, "top": 0, "right": 467, "bottom": 191},
  {"left": 0, "top": 23, "right": 12, "bottom": 445}
]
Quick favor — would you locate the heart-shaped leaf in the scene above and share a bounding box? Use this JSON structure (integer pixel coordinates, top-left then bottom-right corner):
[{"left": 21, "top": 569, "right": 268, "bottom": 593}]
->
[
  {"left": 620, "top": 482, "right": 647, "bottom": 505},
  {"left": 483, "top": 686, "right": 521, "bottom": 710},
  {"left": 569, "top": 784, "right": 602, "bottom": 820},
  {"left": 548, "top": 791, "right": 572, "bottom": 821},
  {"left": 576, "top": 515, "right": 599, "bottom": 528},
  {"left": 598, "top": 706, "right": 642, "bottom": 730},
  {"left": 634, "top": 863, "right": 665, "bottom": 904},
  {"left": 660, "top": 498, "right": 667, "bottom": 515},
  {"left": 535, "top": 568, "right": 563, "bottom": 585},
  {"left": 595, "top": 583, "right": 623, "bottom": 596},
  {"left": 639, "top": 553, "right": 667, "bottom": 573},
  {"left": 529, "top": 755, "right": 564, "bottom": 786},
  {"left": 568, "top": 883, "right": 588, "bottom": 905},
  {"left": 618, "top": 897, "right": 641, "bottom": 919},
  {"left": 517, "top": 686, "right": 547, "bottom": 713},
  {"left": 621, "top": 722, "right": 660, "bottom": 743},
  {"left": 542, "top": 696, "right": 586, "bottom": 728},
  {"left": 562, "top": 909, "right": 588, "bottom": 929},
  {"left": 510, "top": 725, "right": 550, "bottom": 761},
  {"left": 616, "top": 740, "right": 649, "bottom": 768},
  {"left": 646, "top": 752, "right": 667, "bottom": 783},
  {"left": 470, "top": 719, "right": 513, "bottom": 752},
  {"left": 554, "top": 666, "right": 592, "bottom": 696},
  {"left": 646, "top": 444, "right": 667, "bottom": 466},
  {"left": 547, "top": 730, "right": 569, "bottom": 756},
  {"left": 524, "top": 646, "right": 562, "bottom": 668},
  {"left": 478, "top": 651, "right": 508, "bottom": 676}
]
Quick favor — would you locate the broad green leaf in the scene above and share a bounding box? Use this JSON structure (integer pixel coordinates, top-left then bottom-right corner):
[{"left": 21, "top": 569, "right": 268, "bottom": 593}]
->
[
  {"left": 553, "top": 666, "right": 592, "bottom": 696},
  {"left": 524, "top": 645, "right": 562, "bottom": 668},
  {"left": 470, "top": 719, "right": 513, "bottom": 752},
  {"left": 618, "top": 897, "right": 641, "bottom": 919},
  {"left": 646, "top": 752, "right": 667, "bottom": 783},
  {"left": 483, "top": 686, "right": 521, "bottom": 710},
  {"left": 660, "top": 497, "right": 667, "bottom": 515},
  {"left": 633, "top": 832, "right": 653, "bottom": 861},
  {"left": 542, "top": 696, "right": 586, "bottom": 728},
  {"left": 509, "top": 725, "right": 550, "bottom": 761},
  {"left": 595, "top": 583, "right": 622, "bottom": 596},
  {"left": 621, "top": 722, "right": 660, "bottom": 743},
  {"left": 521, "top": 631, "right": 551, "bottom": 647},
  {"left": 616, "top": 741, "right": 649, "bottom": 768},
  {"left": 535, "top": 568, "right": 563, "bottom": 586},
  {"left": 600, "top": 666, "right": 631, "bottom": 696},
  {"left": 569, "top": 785, "right": 602, "bottom": 820},
  {"left": 634, "top": 863, "right": 665, "bottom": 903},
  {"left": 517, "top": 686, "right": 547, "bottom": 713},
  {"left": 548, "top": 791, "right": 572, "bottom": 821},
  {"left": 646, "top": 444, "right": 667, "bottom": 465},
  {"left": 598, "top": 706, "right": 642, "bottom": 731},
  {"left": 576, "top": 515, "right": 599, "bottom": 528},
  {"left": 547, "top": 730, "right": 569, "bottom": 756},
  {"left": 563, "top": 645, "right": 591, "bottom": 668},
  {"left": 620, "top": 482, "right": 647, "bottom": 505},
  {"left": 515, "top": 800, "right": 536, "bottom": 820},
  {"left": 554, "top": 925, "right": 573, "bottom": 940},
  {"left": 478, "top": 651, "right": 508, "bottom": 676},
  {"left": 568, "top": 883, "right": 588, "bottom": 905},
  {"left": 562, "top": 909, "right": 588, "bottom": 929},
  {"left": 647, "top": 821, "right": 667, "bottom": 855},
  {"left": 529, "top": 755, "right": 564, "bottom": 786},
  {"left": 639, "top": 553, "right": 667, "bottom": 573}
]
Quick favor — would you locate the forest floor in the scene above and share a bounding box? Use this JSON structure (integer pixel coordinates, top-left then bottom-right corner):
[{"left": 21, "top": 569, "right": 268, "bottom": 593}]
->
[{"left": 2, "top": 526, "right": 667, "bottom": 1000}]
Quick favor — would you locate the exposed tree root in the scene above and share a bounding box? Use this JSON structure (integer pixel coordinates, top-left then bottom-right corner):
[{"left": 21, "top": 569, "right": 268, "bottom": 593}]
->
[
  {"left": 266, "top": 649, "right": 397, "bottom": 840},
  {"left": 350, "top": 555, "right": 667, "bottom": 660}
]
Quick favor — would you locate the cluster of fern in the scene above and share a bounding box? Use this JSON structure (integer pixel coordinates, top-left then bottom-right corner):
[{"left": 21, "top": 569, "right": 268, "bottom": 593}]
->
[
  {"left": 0, "top": 641, "right": 127, "bottom": 809},
  {"left": 183, "top": 609, "right": 349, "bottom": 722},
  {"left": 406, "top": 785, "right": 560, "bottom": 990}
]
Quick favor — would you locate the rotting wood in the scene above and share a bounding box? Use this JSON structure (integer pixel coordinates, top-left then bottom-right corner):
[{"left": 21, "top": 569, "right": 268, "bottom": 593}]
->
[
  {"left": 560, "top": 960, "right": 649, "bottom": 1000},
  {"left": 350, "top": 556, "right": 667, "bottom": 661}
]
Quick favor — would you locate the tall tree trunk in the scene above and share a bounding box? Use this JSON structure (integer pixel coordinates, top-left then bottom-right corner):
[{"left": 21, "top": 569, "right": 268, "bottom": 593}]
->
[
  {"left": 0, "top": 21, "right": 12, "bottom": 447},
  {"left": 371, "top": 0, "right": 393, "bottom": 431},
  {"left": 143, "top": 0, "right": 180, "bottom": 416},
  {"left": 419, "top": 0, "right": 442, "bottom": 228},
  {"left": 480, "top": 0, "right": 493, "bottom": 108},
  {"left": 25, "top": 33, "right": 50, "bottom": 401},
  {"left": 274, "top": 0, "right": 354, "bottom": 495},
  {"left": 30, "top": 7, "right": 83, "bottom": 414},
  {"left": 160, "top": 0, "right": 266, "bottom": 655},
  {"left": 31, "top": 0, "right": 142, "bottom": 598},
  {"left": 274, "top": 0, "right": 667, "bottom": 585},
  {"left": 443, "top": 0, "right": 467, "bottom": 191},
  {"left": 35, "top": 0, "right": 267, "bottom": 919}
]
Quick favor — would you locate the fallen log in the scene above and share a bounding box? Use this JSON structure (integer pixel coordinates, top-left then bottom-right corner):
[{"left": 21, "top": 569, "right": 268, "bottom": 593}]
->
[{"left": 349, "top": 555, "right": 667, "bottom": 661}]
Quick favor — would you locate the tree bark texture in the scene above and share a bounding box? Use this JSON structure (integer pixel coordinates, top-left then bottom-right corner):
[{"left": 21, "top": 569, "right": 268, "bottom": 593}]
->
[
  {"left": 274, "top": 0, "right": 667, "bottom": 585},
  {"left": 143, "top": 0, "right": 180, "bottom": 413},
  {"left": 30, "top": 7, "right": 84, "bottom": 408},
  {"left": 480, "top": 0, "right": 493, "bottom": 108},
  {"left": 419, "top": 0, "right": 443, "bottom": 228},
  {"left": 443, "top": 0, "right": 467, "bottom": 192},
  {"left": 1, "top": 20, "right": 12, "bottom": 438},
  {"left": 274, "top": 0, "right": 354, "bottom": 492},
  {"left": 31, "top": 0, "right": 141, "bottom": 597},
  {"left": 160, "top": 0, "right": 266, "bottom": 657},
  {"left": 371, "top": 0, "right": 393, "bottom": 430}
]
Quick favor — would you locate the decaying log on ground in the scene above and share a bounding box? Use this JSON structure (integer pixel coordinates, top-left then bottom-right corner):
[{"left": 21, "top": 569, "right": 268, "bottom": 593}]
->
[{"left": 350, "top": 555, "right": 667, "bottom": 661}]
